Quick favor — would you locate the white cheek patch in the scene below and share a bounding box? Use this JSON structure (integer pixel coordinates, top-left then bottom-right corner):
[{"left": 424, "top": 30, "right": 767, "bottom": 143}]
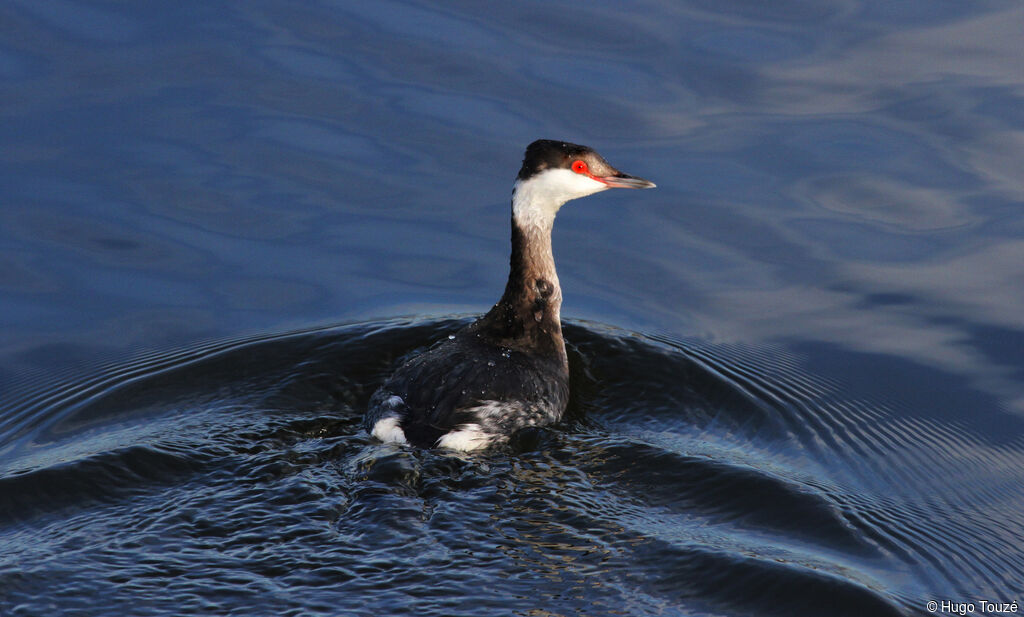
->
[{"left": 512, "top": 169, "right": 608, "bottom": 228}]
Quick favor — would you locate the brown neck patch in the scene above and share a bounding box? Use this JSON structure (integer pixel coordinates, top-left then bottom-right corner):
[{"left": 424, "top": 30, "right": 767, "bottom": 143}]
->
[{"left": 473, "top": 219, "right": 565, "bottom": 360}]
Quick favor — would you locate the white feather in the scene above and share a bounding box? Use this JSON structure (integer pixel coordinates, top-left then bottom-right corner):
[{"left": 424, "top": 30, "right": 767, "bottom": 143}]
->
[
  {"left": 436, "top": 424, "right": 493, "bottom": 451},
  {"left": 512, "top": 168, "right": 608, "bottom": 229},
  {"left": 371, "top": 417, "right": 408, "bottom": 444}
]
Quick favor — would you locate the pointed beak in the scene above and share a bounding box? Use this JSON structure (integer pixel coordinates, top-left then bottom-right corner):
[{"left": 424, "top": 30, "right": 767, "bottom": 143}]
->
[{"left": 598, "top": 172, "right": 656, "bottom": 189}]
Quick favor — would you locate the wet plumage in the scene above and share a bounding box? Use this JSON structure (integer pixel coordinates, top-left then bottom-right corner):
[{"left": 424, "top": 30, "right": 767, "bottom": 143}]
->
[{"left": 364, "top": 140, "right": 655, "bottom": 450}]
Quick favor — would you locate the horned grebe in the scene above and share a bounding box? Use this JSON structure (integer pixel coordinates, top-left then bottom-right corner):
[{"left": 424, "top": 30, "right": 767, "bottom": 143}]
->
[{"left": 364, "top": 140, "right": 655, "bottom": 451}]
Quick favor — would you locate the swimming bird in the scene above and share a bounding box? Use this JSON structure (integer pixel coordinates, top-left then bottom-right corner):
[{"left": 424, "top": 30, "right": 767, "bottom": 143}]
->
[{"left": 365, "top": 139, "right": 655, "bottom": 451}]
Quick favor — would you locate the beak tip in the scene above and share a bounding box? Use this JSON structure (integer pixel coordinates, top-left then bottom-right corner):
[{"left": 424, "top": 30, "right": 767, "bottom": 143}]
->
[
  {"left": 629, "top": 179, "right": 657, "bottom": 190},
  {"left": 603, "top": 175, "right": 657, "bottom": 189}
]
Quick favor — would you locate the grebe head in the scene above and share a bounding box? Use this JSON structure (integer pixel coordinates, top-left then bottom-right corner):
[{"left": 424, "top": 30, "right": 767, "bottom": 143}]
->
[{"left": 512, "top": 139, "right": 655, "bottom": 229}]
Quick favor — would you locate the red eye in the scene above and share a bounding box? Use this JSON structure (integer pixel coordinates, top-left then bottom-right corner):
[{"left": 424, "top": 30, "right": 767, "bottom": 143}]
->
[{"left": 571, "top": 160, "right": 588, "bottom": 175}]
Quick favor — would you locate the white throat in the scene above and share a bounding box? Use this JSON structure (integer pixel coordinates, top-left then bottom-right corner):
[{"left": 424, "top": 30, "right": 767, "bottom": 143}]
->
[{"left": 512, "top": 168, "right": 608, "bottom": 230}]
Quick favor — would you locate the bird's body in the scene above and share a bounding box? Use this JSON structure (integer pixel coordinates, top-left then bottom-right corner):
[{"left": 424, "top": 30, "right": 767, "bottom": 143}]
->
[{"left": 364, "top": 140, "right": 654, "bottom": 451}]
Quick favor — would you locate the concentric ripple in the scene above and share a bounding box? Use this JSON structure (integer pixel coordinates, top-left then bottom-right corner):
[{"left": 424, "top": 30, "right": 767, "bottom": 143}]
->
[{"left": 1, "top": 317, "right": 1021, "bottom": 616}]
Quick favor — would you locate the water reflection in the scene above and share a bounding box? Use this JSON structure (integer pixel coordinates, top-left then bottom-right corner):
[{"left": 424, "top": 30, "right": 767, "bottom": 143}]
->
[{"left": 1, "top": 0, "right": 1023, "bottom": 614}]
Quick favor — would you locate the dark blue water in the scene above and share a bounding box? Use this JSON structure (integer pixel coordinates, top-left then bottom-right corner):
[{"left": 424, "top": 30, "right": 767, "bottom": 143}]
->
[{"left": 2, "top": 1, "right": 1023, "bottom": 616}]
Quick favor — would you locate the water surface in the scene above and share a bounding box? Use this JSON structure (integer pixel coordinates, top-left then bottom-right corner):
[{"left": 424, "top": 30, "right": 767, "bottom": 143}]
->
[{"left": 2, "top": 1, "right": 1023, "bottom": 615}]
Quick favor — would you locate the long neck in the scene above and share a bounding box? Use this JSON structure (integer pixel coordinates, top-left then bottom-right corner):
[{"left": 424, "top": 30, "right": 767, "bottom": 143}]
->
[
  {"left": 473, "top": 189, "right": 566, "bottom": 361},
  {"left": 498, "top": 218, "right": 562, "bottom": 322}
]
